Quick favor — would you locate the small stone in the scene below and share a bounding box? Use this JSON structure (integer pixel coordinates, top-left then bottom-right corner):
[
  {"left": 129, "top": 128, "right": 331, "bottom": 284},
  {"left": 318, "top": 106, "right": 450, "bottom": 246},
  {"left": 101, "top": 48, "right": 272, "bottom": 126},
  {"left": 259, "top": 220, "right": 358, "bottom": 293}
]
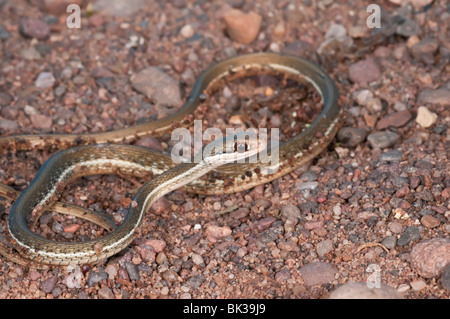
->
[
  {"left": 0, "top": 24, "right": 10, "bottom": 40},
  {"left": 379, "top": 150, "right": 403, "bottom": 162},
  {"left": 191, "top": 253, "right": 204, "bottom": 266},
  {"left": 87, "top": 269, "right": 108, "bottom": 287},
  {"left": 206, "top": 225, "right": 232, "bottom": 238},
  {"left": 125, "top": 262, "right": 140, "bottom": 280},
  {"left": 337, "top": 127, "right": 367, "bottom": 147},
  {"left": 410, "top": 280, "right": 426, "bottom": 291},
  {"left": 272, "top": 21, "right": 286, "bottom": 37},
  {"left": 397, "top": 226, "right": 420, "bottom": 246},
  {"left": 35, "top": 72, "right": 56, "bottom": 89},
  {"left": 134, "top": 245, "right": 156, "bottom": 263},
  {"left": 180, "top": 24, "right": 194, "bottom": 38},
  {"left": 130, "top": 67, "right": 182, "bottom": 108},
  {"left": 223, "top": 9, "right": 262, "bottom": 44},
  {"left": 316, "top": 239, "right": 333, "bottom": 257},
  {"left": 352, "top": 89, "right": 373, "bottom": 106},
  {"left": 144, "top": 239, "right": 166, "bottom": 253},
  {"left": 98, "top": 287, "right": 115, "bottom": 299},
  {"left": 415, "top": 106, "right": 438, "bottom": 128},
  {"left": 20, "top": 46, "right": 42, "bottom": 60},
  {"left": 367, "top": 131, "right": 400, "bottom": 149},
  {"left": 417, "top": 87, "right": 450, "bottom": 106},
  {"left": 299, "top": 262, "right": 338, "bottom": 286},
  {"left": 275, "top": 268, "right": 291, "bottom": 282},
  {"left": 348, "top": 58, "right": 381, "bottom": 84},
  {"left": 396, "top": 19, "right": 421, "bottom": 37},
  {"left": 0, "top": 119, "right": 18, "bottom": 131},
  {"left": 421, "top": 215, "right": 440, "bottom": 228},
  {"left": 280, "top": 204, "right": 301, "bottom": 220},
  {"left": 30, "top": 114, "right": 52, "bottom": 130},
  {"left": 19, "top": 18, "right": 50, "bottom": 40},
  {"left": 0, "top": 93, "right": 12, "bottom": 107},
  {"left": 410, "top": 38, "right": 439, "bottom": 57},
  {"left": 376, "top": 110, "right": 412, "bottom": 130},
  {"left": 297, "top": 181, "right": 319, "bottom": 191},
  {"left": 410, "top": 238, "right": 450, "bottom": 278},
  {"left": 366, "top": 97, "right": 383, "bottom": 113},
  {"left": 252, "top": 216, "right": 276, "bottom": 232},
  {"left": 441, "top": 265, "right": 450, "bottom": 291},
  {"left": 40, "top": 276, "right": 57, "bottom": 294},
  {"left": 381, "top": 236, "right": 397, "bottom": 249},
  {"left": 329, "top": 282, "right": 403, "bottom": 299}
]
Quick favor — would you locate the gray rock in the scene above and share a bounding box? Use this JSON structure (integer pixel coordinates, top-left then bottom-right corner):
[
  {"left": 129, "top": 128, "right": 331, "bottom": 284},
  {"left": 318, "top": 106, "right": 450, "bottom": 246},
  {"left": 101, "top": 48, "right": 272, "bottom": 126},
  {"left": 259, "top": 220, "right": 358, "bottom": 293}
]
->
[
  {"left": 379, "top": 150, "right": 402, "bottom": 162},
  {"left": 397, "top": 226, "right": 420, "bottom": 246},
  {"left": 125, "top": 261, "right": 140, "bottom": 281},
  {"left": 417, "top": 87, "right": 450, "bottom": 106},
  {"left": 337, "top": 127, "right": 367, "bottom": 147},
  {"left": 280, "top": 204, "right": 301, "bottom": 220},
  {"left": 381, "top": 236, "right": 397, "bottom": 250},
  {"left": 367, "top": 131, "right": 400, "bottom": 149},
  {"left": 329, "top": 282, "right": 404, "bottom": 299},
  {"left": 130, "top": 67, "right": 182, "bottom": 108},
  {"left": 441, "top": 264, "right": 450, "bottom": 291},
  {"left": 396, "top": 19, "right": 421, "bottom": 37},
  {"left": 87, "top": 269, "right": 108, "bottom": 286},
  {"left": 40, "top": 276, "right": 57, "bottom": 294}
]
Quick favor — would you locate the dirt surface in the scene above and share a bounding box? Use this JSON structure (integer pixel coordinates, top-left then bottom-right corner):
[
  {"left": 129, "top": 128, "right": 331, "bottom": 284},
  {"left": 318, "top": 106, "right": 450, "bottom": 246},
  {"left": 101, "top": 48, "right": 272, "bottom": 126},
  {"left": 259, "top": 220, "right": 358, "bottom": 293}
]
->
[{"left": 0, "top": 0, "right": 449, "bottom": 300}]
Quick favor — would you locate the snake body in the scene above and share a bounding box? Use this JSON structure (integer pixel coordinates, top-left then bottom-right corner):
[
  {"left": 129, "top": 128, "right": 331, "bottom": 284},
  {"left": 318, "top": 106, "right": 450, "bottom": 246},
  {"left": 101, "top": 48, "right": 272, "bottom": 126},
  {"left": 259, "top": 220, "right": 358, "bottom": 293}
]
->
[{"left": 2, "top": 53, "right": 341, "bottom": 266}]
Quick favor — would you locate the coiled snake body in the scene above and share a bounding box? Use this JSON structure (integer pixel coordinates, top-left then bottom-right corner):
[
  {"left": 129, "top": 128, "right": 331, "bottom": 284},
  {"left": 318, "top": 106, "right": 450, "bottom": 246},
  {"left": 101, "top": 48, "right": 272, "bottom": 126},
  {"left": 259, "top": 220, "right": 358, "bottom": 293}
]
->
[{"left": 0, "top": 53, "right": 341, "bottom": 266}]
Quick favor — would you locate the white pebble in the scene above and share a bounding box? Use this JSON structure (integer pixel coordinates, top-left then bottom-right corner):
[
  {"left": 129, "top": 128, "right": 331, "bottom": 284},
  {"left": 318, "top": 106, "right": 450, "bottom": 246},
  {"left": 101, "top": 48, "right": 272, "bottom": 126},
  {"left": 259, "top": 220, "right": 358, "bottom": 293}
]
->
[
  {"left": 180, "top": 24, "right": 194, "bottom": 38},
  {"left": 416, "top": 106, "right": 437, "bottom": 128}
]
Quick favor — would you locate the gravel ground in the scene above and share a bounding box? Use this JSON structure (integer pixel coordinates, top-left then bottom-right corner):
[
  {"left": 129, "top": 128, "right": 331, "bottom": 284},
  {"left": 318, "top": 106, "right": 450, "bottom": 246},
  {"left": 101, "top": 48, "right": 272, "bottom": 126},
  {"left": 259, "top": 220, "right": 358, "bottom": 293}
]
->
[{"left": 0, "top": 0, "right": 449, "bottom": 300}]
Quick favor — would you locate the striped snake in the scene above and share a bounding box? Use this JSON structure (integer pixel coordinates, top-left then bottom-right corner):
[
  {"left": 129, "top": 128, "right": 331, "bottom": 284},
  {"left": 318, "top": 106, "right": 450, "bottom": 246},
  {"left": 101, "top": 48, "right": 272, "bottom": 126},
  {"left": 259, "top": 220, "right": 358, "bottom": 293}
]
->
[{"left": 0, "top": 53, "right": 341, "bottom": 266}]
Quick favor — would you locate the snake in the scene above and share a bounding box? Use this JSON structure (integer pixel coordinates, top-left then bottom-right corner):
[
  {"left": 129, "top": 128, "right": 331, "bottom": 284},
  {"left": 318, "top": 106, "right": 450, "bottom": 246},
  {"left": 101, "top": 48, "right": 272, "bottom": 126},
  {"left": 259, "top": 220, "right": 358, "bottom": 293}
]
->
[{"left": 0, "top": 52, "right": 341, "bottom": 266}]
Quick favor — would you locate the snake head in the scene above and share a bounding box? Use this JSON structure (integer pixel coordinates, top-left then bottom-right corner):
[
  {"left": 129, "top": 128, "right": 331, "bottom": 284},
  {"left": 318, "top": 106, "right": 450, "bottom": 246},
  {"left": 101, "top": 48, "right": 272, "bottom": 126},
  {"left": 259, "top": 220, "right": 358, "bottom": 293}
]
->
[{"left": 202, "top": 131, "right": 267, "bottom": 167}]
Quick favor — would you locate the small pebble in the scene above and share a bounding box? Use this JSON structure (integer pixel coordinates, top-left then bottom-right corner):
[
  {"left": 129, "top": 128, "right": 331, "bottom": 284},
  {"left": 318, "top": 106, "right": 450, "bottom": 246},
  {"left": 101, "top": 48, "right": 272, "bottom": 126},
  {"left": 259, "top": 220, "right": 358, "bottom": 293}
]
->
[
  {"left": 35, "top": 72, "right": 56, "bottom": 89},
  {"left": 417, "top": 87, "right": 450, "bottom": 106},
  {"left": 348, "top": 58, "right": 381, "bottom": 84},
  {"left": 397, "top": 226, "right": 420, "bottom": 246},
  {"left": 280, "top": 204, "right": 301, "bottom": 220},
  {"left": 337, "top": 127, "right": 367, "bottom": 147},
  {"left": 410, "top": 280, "right": 426, "bottom": 291},
  {"left": 130, "top": 67, "right": 182, "bottom": 107},
  {"left": 379, "top": 150, "right": 402, "bottom": 162},
  {"left": 180, "top": 24, "right": 194, "bottom": 38},
  {"left": 87, "top": 269, "right": 108, "bottom": 287},
  {"left": 206, "top": 225, "right": 232, "bottom": 238},
  {"left": 316, "top": 239, "right": 333, "bottom": 257},
  {"left": 441, "top": 265, "right": 450, "bottom": 291},
  {"left": 40, "top": 276, "right": 57, "bottom": 294},
  {"left": 98, "top": 287, "right": 115, "bottom": 299},
  {"left": 223, "top": 9, "right": 262, "bottom": 44},
  {"left": 19, "top": 18, "right": 50, "bottom": 40},
  {"left": 415, "top": 106, "right": 438, "bottom": 128},
  {"left": 376, "top": 110, "right": 412, "bottom": 130},
  {"left": 367, "top": 131, "right": 400, "bottom": 149},
  {"left": 420, "top": 215, "right": 440, "bottom": 228}
]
